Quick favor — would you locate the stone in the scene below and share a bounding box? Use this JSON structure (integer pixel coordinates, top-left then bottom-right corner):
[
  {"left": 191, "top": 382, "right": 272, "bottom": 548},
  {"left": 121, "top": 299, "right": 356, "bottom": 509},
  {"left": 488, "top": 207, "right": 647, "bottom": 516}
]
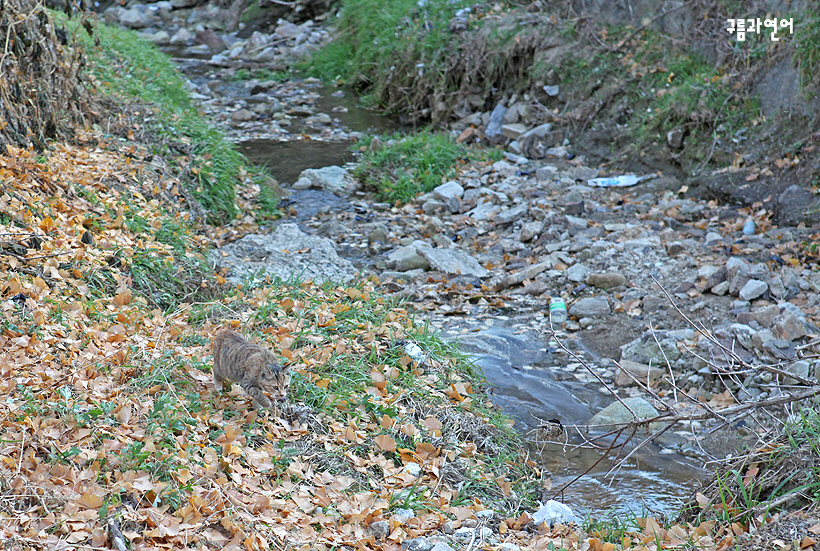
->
[
  {"left": 231, "top": 108, "right": 254, "bottom": 121},
  {"left": 402, "top": 537, "right": 433, "bottom": 551},
  {"left": 711, "top": 281, "right": 730, "bottom": 295},
  {"left": 587, "top": 272, "right": 626, "bottom": 289},
  {"left": 571, "top": 166, "right": 599, "bottom": 181},
  {"left": 432, "top": 181, "right": 464, "bottom": 202},
  {"left": 773, "top": 311, "right": 807, "bottom": 341},
  {"left": 589, "top": 397, "right": 661, "bottom": 431},
  {"left": 564, "top": 201, "right": 585, "bottom": 215},
  {"left": 388, "top": 242, "right": 431, "bottom": 272},
  {"left": 614, "top": 360, "right": 665, "bottom": 386},
  {"left": 430, "top": 544, "right": 455, "bottom": 551},
  {"left": 465, "top": 200, "right": 501, "bottom": 222},
  {"left": 729, "top": 323, "right": 756, "bottom": 349},
  {"left": 666, "top": 241, "right": 685, "bottom": 256},
  {"left": 485, "top": 103, "right": 507, "bottom": 138},
  {"left": 368, "top": 224, "right": 389, "bottom": 245},
  {"left": 749, "top": 304, "right": 780, "bottom": 328},
  {"left": 493, "top": 203, "right": 529, "bottom": 225},
  {"left": 535, "top": 165, "right": 558, "bottom": 181},
  {"left": 569, "top": 296, "right": 610, "bottom": 318},
  {"left": 118, "top": 5, "right": 156, "bottom": 28},
  {"left": 296, "top": 166, "right": 355, "bottom": 196},
  {"left": 368, "top": 520, "right": 390, "bottom": 540},
  {"left": 565, "top": 215, "right": 588, "bottom": 229},
  {"left": 274, "top": 18, "right": 301, "bottom": 38},
  {"left": 216, "top": 223, "right": 356, "bottom": 285},
  {"left": 705, "top": 231, "right": 723, "bottom": 244},
  {"left": 422, "top": 199, "right": 446, "bottom": 214},
  {"left": 169, "top": 27, "right": 195, "bottom": 44},
  {"left": 784, "top": 360, "right": 810, "bottom": 384},
  {"left": 704, "top": 266, "right": 727, "bottom": 290},
  {"left": 739, "top": 279, "right": 768, "bottom": 301},
  {"left": 642, "top": 295, "right": 664, "bottom": 312},
  {"left": 768, "top": 276, "right": 787, "bottom": 299},
  {"left": 565, "top": 263, "right": 588, "bottom": 283},
  {"left": 496, "top": 261, "right": 553, "bottom": 290},
  {"left": 620, "top": 330, "right": 682, "bottom": 364},
  {"left": 543, "top": 84, "right": 560, "bottom": 96},
  {"left": 520, "top": 221, "right": 543, "bottom": 242},
  {"left": 501, "top": 123, "right": 528, "bottom": 139},
  {"left": 416, "top": 244, "right": 489, "bottom": 278}
]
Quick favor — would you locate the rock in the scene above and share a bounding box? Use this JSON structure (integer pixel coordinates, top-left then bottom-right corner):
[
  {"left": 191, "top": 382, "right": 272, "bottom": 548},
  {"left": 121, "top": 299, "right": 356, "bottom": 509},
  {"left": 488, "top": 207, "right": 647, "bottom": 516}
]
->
[
  {"left": 563, "top": 201, "right": 585, "bottom": 215},
  {"left": 422, "top": 199, "right": 446, "bottom": 214},
  {"left": 295, "top": 166, "right": 355, "bottom": 196},
  {"left": 571, "top": 166, "right": 599, "bottom": 181},
  {"left": 216, "top": 223, "right": 356, "bottom": 285},
  {"left": 666, "top": 241, "right": 685, "bottom": 256},
  {"left": 494, "top": 203, "right": 529, "bottom": 225},
  {"left": 520, "top": 221, "right": 543, "bottom": 242},
  {"left": 620, "top": 330, "right": 682, "bottom": 364},
  {"left": 711, "top": 281, "right": 730, "bottom": 295},
  {"left": 565, "top": 215, "right": 588, "bottom": 229},
  {"left": 768, "top": 276, "right": 787, "bottom": 299},
  {"left": 231, "top": 108, "right": 254, "bottom": 121},
  {"left": 587, "top": 272, "right": 626, "bottom": 289},
  {"left": 465, "top": 200, "right": 501, "bottom": 222},
  {"left": 569, "top": 296, "right": 610, "bottom": 318},
  {"left": 703, "top": 266, "right": 727, "bottom": 289},
  {"left": 388, "top": 242, "right": 431, "bottom": 272},
  {"left": 416, "top": 244, "right": 489, "bottom": 278},
  {"left": 729, "top": 323, "right": 756, "bottom": 349},
  {"left": 543, "top": 85, "right": 560, "bottom": 96},
  {"left": 614, "top": 360, "right": 665, "bottom": 386},
  {"left": 565, "top": 263, "right": 588, "bottom": 283},
  {"left": 773, "top": 311, "right": 807, "bottom": 341},
  {"left": 496, "top": 261, "right": 553, "bottom": 290},
  {"left": 274, "top": 18, "right": 301, "bottom": 39},
  {"left": 195, "top": 29, "right": 226, "bottom": 53},
  {"left": 118, "top": 5, "right": 156, "bottom": 28},
  {"left": 776, "top": 184, "right": 820, "bottom": 226},
  {"left": 535, "top": 165, "right": 558, "bottom": 181},
  {"left": 784, "top": 360, "right": 811, "bottom": 384},
  {"left": 485, "top": 103, "right": 507, "bottom": 139},
  {"left": 393, "top": 508, "right": 415, "bottom": 522},
  {"left": 501, "top": 123, "right": 528, "bottom": 139},
  {"left": 667, "top": 128, "right": 685, "bottom": 149},
  {"left": 402, "top": 537, "right": 433, "bottom": 551},
  {"left": 433, "top": 181, "right": 464, "bottom": 202},
  {"left": 589, "top": 397, "right": 661, "bottom": 431},
  {"left": 739, "top": 279, "right": 768, "bottom": 301},
  {"left": 430, "top": 543, "right": 455, "bottom": 551},
  {"left": 169, "top": 27, "right": 195, "bottom": 44},
  {"left": 368, "top": 520, "right": 390, "bottom": 540},
  {"left": 368, "top": 224, "right": 389, "bottom": 245}
]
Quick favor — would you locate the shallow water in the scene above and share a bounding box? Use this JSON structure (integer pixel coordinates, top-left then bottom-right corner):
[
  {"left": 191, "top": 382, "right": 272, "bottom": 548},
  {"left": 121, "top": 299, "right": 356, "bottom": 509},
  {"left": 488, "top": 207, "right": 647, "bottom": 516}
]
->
[{"left": 453, "top": 326, "right": 705, "bottom": 517}]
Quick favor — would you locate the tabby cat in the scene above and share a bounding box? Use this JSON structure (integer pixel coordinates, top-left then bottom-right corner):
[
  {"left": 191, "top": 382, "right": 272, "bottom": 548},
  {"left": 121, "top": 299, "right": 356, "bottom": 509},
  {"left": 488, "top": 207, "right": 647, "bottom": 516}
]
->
[{"left": 212, "top": 328, "right": 290, "bottom": 408}]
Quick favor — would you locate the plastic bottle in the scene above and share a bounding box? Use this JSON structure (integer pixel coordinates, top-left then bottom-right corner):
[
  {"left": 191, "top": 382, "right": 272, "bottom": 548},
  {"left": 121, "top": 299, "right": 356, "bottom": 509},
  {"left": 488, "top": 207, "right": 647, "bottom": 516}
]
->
[
  {"left": 742, "top": 217, "right": 755, "bottom": 235},
  {"left": 549, "top": 297, "right": 567, "bottom": 325}
]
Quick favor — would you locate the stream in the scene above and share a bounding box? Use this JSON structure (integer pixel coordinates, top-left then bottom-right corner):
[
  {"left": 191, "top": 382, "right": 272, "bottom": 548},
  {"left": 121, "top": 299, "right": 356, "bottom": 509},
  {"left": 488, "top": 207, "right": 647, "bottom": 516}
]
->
[{"left": 172, "top": 56, "right": 705, "bottom": 516}]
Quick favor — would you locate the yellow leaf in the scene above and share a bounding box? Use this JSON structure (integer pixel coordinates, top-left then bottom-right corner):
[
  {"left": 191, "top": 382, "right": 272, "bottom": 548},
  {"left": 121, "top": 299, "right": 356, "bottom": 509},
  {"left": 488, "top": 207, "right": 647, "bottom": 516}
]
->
[
  {"left": 39, "top": 216, "right": 56, "bottom": 233},
  {"left": 374, "top": 434, "right": 396, "bottom": 452},
  {"left": 113, "top": 290, "right": 132, "bottom": 307},
  {"left": 77, "top": 491, "right": 103, "bottom": 509}
]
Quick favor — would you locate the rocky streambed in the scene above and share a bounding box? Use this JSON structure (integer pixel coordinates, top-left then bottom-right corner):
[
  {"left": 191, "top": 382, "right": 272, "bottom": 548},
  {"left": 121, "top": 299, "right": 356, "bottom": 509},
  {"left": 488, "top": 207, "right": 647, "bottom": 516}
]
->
[{"left": 110, "top": 0, "right": 820, "bottom": 516}]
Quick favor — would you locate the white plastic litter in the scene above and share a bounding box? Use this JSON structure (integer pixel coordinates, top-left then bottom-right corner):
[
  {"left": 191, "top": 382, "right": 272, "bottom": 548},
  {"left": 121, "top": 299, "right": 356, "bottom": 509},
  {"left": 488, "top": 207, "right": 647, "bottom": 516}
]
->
[
  {"left": 588, "top": 174, "right": 655, "bottom": 188},
  {"left": 403, "top": 341, "right": 428, "bottom": 367},
  {"left": 531, "top": 500, "right": 578, "bottom": 527}
]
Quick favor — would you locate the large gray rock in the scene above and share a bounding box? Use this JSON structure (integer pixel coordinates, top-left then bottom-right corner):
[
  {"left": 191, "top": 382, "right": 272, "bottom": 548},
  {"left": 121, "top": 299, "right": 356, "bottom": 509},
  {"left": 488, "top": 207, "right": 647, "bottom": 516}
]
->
[
  {"left": 294, "top": 166, "right": 355, "bottom": 196},
  {"left": 569, "top": 296, "right": 610, "bottom": 318},
  {"left": 416, "top": 244, "right": 489, "bottom": 278},
  {"left": 587, "top": 272, "right": 626, "bottom": 289},
  {"left": 117, "top": 5, "right": 157, "bottom": 28},
  {"left": 739, "top": 279, "right": 768, "bottom": 301},
  {"left": 432, "top": 181, "right": 464, "bottom": 202},
  {"left": 496, "top": 261, "right": 553, "bottom": 290},
  {"left": 388, "top": 241, "right": 431, "bottom": 272},
  {"left": 614, "top": 360, "right": 665, "bottom": 387},
  {"left": 484, "top": 103, "right": 507, "bottom": 138},
  {"left": 620, "top": 330, "right": 682, "bottom": 364},
  {"left": 589, "top": 397, "right": 661, "bottom": 431},
  {"left": 493, "top": 203, "right": 529, "bottom": 225},
  {"left": 217, "top": 223, "right": 356, "bottom": 285}
]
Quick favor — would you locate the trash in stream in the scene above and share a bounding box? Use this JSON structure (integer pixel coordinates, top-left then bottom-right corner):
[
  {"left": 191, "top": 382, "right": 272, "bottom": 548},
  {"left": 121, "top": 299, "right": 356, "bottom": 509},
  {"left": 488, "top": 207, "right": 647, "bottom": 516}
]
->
[
  {"left": 532, "top": 500, "right": 579, "bottom": 527},
  {"left": 588, "top": 174, "right": 657, "bottom": 187}
]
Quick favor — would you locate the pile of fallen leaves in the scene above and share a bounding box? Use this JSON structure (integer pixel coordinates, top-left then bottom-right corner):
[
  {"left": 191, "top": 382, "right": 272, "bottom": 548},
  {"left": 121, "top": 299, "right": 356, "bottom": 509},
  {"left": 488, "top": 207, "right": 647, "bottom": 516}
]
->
[{"left": 0, "top": 0, "right": 98, "bottom": 150}]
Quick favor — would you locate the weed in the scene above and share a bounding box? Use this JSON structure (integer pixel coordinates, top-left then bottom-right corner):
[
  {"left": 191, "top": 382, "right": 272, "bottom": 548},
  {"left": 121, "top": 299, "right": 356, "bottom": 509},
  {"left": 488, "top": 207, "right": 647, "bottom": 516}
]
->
[
  {"left": 66, "top": 17, "right": 246, "bottom": 223},
  {"left": 353, "top": 131, "right": 491, "bottom": 203},
  {"left": 794, "top": 9, "right": 820, "bottom": 80}
]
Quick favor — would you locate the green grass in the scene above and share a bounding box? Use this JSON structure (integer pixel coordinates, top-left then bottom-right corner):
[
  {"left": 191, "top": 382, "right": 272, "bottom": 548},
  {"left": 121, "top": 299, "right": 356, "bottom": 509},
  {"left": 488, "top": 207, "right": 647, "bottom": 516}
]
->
[
  {"left": 65, "top": 16, "right": 246, "bottom": 223},
  {"left": 794, "top": 9, "right": 820, "bottom": 80},
  {"left": 353, "top": 131, "right": 498, "bottom": 203}
]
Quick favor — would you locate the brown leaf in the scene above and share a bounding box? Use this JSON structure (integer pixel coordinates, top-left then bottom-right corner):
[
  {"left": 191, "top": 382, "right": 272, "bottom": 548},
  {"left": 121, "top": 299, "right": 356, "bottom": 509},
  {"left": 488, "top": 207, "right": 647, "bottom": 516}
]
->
[
  {"left": 77, "top": 491, "right": 104, "bottom": 509},
  {"left": 374, "top": 435, "right": 396, "bottom": 452}
]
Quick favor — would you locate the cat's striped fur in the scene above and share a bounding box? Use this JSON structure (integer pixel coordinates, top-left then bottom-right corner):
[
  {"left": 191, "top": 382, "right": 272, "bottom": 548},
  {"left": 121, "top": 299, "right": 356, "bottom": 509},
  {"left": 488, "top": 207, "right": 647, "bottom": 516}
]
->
[{"left": 212, "top": 328, "right": 290, "bottom": 408}]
